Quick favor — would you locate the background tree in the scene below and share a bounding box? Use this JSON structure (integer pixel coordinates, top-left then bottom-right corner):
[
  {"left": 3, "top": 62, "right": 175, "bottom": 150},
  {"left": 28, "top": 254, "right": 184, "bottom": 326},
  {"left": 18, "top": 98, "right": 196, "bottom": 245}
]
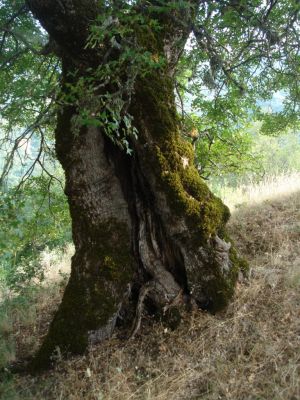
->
[{"left": 0, "top": 0, "right": 299, "bottom": 370}]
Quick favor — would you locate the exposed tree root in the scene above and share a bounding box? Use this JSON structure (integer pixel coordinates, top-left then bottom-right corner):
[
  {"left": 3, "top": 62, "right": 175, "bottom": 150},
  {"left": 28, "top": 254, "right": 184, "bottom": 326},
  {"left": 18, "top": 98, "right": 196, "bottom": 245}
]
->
[{"left": 130, "top": 280, "right": 157, "bottom": 339}]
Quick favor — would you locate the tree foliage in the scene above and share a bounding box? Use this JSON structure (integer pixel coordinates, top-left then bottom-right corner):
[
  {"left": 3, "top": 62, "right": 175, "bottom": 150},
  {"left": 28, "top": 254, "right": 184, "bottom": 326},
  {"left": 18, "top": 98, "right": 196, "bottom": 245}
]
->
[
  {"left": 0, "top": 0, "right": 59, "bottom": 187},
  {"left": 0, "top": 1, "right": 299, "bottom": 285},
  {"left": 0, "top": 176, "right": 70, "bottom": 290},
  {"left": 0, "top": 0, "right": 299, "bottom": 183},
  {"left": 175, "top": 0, "right": 300, "bottom": 176}
]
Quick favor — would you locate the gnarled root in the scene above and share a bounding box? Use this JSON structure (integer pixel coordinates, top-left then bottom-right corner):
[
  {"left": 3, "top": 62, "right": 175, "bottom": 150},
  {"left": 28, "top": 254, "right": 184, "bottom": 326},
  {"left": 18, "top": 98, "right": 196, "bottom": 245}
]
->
[{"left": 130, "top": 280, "right": 157, "bottom": 339}]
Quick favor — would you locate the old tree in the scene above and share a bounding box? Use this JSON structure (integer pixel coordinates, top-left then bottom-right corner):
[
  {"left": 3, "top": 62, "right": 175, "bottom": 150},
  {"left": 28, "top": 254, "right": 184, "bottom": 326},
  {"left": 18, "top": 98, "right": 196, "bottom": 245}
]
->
[{"left": 1, "top": 0, "right": 299, "bottom": 369}]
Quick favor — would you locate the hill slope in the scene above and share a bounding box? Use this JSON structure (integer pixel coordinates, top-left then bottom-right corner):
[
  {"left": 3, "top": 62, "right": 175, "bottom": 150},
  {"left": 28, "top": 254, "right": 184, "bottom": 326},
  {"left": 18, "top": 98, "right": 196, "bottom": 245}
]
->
[{"left": 1, "top": 191, "right": 300, "bottom": 400}]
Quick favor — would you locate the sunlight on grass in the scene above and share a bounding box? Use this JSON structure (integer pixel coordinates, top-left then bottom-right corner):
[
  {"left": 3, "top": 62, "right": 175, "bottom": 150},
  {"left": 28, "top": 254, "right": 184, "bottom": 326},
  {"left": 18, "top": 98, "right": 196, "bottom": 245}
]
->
[
  {"left": 216, "top": 172, "right": 300, "bottom": 211},
  {"left": 40, "top": 243, "right": 73, "bottom": 283}
]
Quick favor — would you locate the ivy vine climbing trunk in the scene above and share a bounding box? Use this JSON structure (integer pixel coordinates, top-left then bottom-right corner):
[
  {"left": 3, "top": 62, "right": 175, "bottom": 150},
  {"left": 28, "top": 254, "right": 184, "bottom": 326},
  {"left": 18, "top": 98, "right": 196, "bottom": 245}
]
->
[{"left": 26, "top": 0, "right": 246, "bottom": 370}]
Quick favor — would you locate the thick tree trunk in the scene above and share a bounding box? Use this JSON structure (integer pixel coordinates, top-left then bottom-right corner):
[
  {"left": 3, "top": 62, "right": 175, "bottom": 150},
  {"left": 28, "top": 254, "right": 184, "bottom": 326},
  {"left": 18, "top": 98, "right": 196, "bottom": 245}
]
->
[
  {"left": 26, "top": 0, "right": 246, "bottom": 371},
  {"left": 31, "top": 67, "right": 244, "bottom": 371},
  {"left": 30, "top": 104, "right": 135, "bottom": 369}
]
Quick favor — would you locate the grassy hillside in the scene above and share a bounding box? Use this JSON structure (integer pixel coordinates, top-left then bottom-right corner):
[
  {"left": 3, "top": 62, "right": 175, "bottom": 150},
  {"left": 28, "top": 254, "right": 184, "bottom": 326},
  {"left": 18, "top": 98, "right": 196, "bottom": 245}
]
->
[{"left": 1, "top": 181, "right": 300, "bottom": 400}]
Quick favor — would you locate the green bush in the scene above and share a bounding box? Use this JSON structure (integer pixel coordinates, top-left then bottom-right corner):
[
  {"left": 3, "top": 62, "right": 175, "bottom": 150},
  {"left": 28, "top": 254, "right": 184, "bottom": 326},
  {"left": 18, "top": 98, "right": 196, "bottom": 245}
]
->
[{"left": 0, "top": 176, "right": 71, "bottom": 291}]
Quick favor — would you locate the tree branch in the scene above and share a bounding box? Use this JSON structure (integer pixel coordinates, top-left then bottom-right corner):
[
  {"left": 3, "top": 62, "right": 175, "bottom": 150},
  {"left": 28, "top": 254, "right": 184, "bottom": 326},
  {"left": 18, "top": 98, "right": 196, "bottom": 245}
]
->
[{"left": 26, "top": 0, "right": 101, "bottom": 56}]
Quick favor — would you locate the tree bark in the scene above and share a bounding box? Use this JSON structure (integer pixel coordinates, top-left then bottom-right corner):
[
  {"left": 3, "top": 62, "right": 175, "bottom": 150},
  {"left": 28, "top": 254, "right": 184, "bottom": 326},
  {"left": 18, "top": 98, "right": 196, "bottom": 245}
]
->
[
  {"left": 30, "top": 105, "right": 135, "bottom": 369},
  {"left": 26, "top": 0, "right": 246, "bottom": 371}
]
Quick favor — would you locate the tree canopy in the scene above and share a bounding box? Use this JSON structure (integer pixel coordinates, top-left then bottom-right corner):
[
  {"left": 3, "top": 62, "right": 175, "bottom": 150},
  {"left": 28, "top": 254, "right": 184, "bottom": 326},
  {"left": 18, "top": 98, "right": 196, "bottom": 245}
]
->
[{"left": 0, "top": 0, "right": 299, "bottom": 185}]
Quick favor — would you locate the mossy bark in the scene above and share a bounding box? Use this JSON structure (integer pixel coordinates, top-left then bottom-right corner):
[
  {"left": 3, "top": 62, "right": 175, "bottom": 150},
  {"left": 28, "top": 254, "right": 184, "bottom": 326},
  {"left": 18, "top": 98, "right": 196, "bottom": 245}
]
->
[
  {"left": 30, "top": 104, "right": 135, "bottom": 370},
  {"left": 26, "top": 0, "right": 246, "bottom": 371},
  {"left": 130, "top": 69, "right": 243, "bottom": 312}
]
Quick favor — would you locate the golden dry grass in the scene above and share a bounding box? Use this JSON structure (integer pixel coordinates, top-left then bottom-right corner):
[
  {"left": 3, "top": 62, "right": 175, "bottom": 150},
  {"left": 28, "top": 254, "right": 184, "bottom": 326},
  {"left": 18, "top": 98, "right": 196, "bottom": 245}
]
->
[
  {"left": 219, "top": 171, "right": 300, "bottom": 211},
  {"left": 1, "top": 188, "right": 300, "bottom": 400},
  {"left": 39, "top": 243, "right": 73, "bottom": 284}
]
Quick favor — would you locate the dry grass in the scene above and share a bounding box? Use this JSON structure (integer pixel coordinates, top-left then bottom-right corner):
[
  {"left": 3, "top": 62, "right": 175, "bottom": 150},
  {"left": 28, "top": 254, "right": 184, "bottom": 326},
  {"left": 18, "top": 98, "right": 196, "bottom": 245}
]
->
[
  {"left": 0, "top": 245, "right": 72, "bottom": 370},
  {"left": 219, "top": 171, "right": 300, "bottom": 211},
  {"left": 40, "top": 243, "right": 73, "bottom": 284},
  {"left": 1, "top": 188, "right": 300, "bottom": 399}
]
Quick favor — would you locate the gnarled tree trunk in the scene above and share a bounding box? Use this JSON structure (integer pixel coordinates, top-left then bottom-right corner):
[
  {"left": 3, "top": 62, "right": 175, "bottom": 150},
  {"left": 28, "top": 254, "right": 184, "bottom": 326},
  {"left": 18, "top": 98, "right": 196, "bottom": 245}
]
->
[{"left": 26, "top": 0, "right": 246, "bottom": 370}]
